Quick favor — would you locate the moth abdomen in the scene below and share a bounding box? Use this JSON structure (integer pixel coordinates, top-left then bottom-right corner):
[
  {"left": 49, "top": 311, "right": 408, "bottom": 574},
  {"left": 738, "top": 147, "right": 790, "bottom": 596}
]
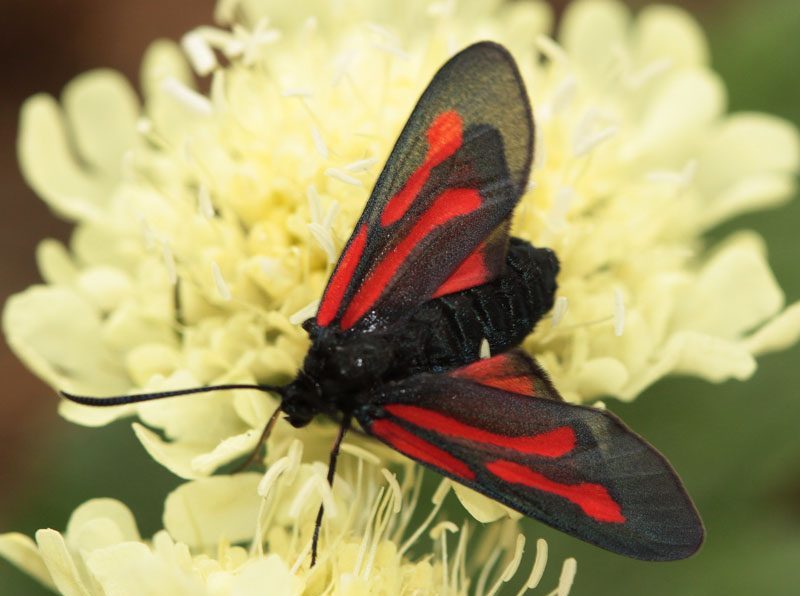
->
[{"left": 402, "top": 238, "right": 559, "bottom": 371}]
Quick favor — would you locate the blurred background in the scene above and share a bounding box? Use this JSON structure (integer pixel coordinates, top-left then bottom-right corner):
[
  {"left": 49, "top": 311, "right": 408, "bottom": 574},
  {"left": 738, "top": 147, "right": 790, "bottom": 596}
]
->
[{"left": 1, "top": 0, "right": 798, "bottom": 593}]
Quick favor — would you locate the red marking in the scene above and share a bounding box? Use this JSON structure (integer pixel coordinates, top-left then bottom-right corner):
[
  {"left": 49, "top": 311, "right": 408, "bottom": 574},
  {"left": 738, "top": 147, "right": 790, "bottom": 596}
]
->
[
  {"left": 452, "top": 356, "right": 536, "bottom": 396},
  {"left": 371, "top": 418, "right": 475, "bottom": 480},
  {"left": 341, "top": 188, "right": 482, "bottom": 329},
  {"left": 316, "top": 225, "right": 368, "bottom": 326},
  {"left": 487, "top": 460, "right": 625, "bottom": 523},
  {"left": 381, "top": 111, "right": 464, "bottom": 227},
  {"left": 385, "top": 405, "right": 575, "bottom": 457},
  {"left": 432, "top": 243, "right": 490, "bottom": 298}
]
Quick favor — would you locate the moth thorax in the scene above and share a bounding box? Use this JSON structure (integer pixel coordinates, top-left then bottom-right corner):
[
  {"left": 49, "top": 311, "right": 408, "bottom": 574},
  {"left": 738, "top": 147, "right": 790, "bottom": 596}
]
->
[{"left": 328, "top": 337, "right": 393, "bottom": 386}]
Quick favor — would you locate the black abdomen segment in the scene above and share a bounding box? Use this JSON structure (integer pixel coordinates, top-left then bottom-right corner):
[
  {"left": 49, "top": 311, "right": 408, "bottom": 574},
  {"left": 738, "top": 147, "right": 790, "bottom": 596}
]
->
[{"left": 403, "top": 238, "right": 559, "bottom": 372}]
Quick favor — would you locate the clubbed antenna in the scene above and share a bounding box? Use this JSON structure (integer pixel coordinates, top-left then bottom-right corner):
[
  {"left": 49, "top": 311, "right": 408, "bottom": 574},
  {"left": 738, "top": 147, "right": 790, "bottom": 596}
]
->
[{"left": 60, "top": 383, "right": 286, "bottom": 407}]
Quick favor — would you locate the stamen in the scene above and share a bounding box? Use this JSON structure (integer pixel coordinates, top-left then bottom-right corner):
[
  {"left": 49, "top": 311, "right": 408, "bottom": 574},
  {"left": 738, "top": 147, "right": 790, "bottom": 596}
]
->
[
  {"left": 556, "top": 558, "right": 577, "bottom": 596},
  {"left": 535, "top": 35, "right": 569, "bottom": 65},
  {"left": 345, "top": 157, "right": 378, "bottom": 172},
  {"left": 646, "top": 159, "right": 697, "bottom": 188},
  {"left": 322, "top": 202, "right": 340, "bottom": 230},
  {"left": 311, "top": 126, "right": 329, "bottom": 160},
  {"left": 540, "top": 76, "right": 577, "bottom": 121},
  {"left": 325, "top": 167, "right": 363, "bottom": 187},
  {"left": 573, "top": 125, "right": 619, "bottom": 158},
  {"left": 289, "top": 300, "right": 319, "bottom": 325},
  {"left": 476, "top": 547, "right": 503, "bottom": 596},
  {"left": 400, "top": 479, "right": 450, "bottom": 555},
  {"left": 181, "top": 31, "right": 217, "bottom": 76},
  {"left": 257, "top": 454, "right": 292, "bottom": 498},
  {"left": 282, "top": 88, "right": 313, "bottom": 98},
  {"left": 210, "top": 260, "right": 232, "bottom": 300},
  {"left": 308, "top": 222, "right": 337, "bottom": 264},
  {"left": 373, "top": 43, "right": 411, "bottom": 60},
  {"left": 381, "top": 469, "right": 403, "bottom": 514},
  {"left": 288, "top": 473, "right": 337, "bottom": 519},
  {"left": 198, "top": 185, "right": 215, "bottom": 219},
  {"left": 332, "top": 50, "right": 357, "bottom": 87},
  {"left": 487, "top": 533, "right": 526, "bottom": 595},
  {"left": 551, "top": 296, "right": 569, "bottom": 328},
  {"left": 625, "top": 58, "right": 673, "bottom": 89},
  {"left": 354, "top": 486, "right": 385, "bottom": 575},
  {"left": 429, "top": 521, "right": 459, "bottom": 539},
  {"left": 161, "top": 77, "right": 213, "bottom": 116},
  {"left": 502, "top": 534, "right": 526, "bottom": 582},
  {"left": 340, "top": 443, "right": 381, "bottom": 465},
  {"left": 515, "top": 538, "right": 548, "bottom": 594},
  {"left": 306, "top": 185, "right": 322, "bottom": 224}
]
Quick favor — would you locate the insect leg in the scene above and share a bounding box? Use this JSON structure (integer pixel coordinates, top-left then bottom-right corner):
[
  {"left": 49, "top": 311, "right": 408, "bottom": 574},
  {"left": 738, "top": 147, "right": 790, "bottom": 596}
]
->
[{"left": 310, "top": 416, "right": 352, "bottom": 567}]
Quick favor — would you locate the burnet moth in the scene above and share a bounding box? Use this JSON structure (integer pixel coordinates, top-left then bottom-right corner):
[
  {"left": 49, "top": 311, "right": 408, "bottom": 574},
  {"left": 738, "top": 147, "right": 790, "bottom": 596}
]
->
[{"left": 63, "top": 42, "right": 704, "bottom": 565}]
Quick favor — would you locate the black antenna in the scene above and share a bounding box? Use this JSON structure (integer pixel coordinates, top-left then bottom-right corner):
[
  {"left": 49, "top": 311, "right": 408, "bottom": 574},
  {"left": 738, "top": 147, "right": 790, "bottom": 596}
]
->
[{"left": 60, "top": 384, "right": 286, "bottom": 407}]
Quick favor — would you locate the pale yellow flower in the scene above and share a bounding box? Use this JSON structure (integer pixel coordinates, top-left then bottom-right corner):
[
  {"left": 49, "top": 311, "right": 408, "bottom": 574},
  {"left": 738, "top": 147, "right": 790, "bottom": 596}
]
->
[
  {"left": 2, "top": 0, "right": 799, "bottom": 590},
  {"left": 0, "top": 441, "right": 574, "bottom": 595}
]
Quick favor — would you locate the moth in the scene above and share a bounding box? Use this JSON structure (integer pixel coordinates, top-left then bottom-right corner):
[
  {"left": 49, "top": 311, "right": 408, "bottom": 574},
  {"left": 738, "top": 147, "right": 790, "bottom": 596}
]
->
[{"left": 64, "top": 42, "right": 704, "bottom": 565}]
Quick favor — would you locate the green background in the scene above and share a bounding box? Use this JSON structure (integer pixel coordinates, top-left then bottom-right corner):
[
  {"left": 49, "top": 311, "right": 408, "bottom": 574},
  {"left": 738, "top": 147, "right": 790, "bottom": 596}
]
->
[{"left": 1, "top": 0, "right": 799, "bottom": 594}]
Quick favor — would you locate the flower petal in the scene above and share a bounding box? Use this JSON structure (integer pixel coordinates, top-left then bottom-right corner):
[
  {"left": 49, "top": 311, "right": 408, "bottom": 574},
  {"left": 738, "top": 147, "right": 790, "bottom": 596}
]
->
[
  {"left": 3, "top": 285, "right": 130, "bottom": 397},
  {"left": 742, "top": 301, "right": 800, "bottom": 355},
  {"left": 633, "top": 5, "right": 708, "bottom": 68},
  {"left": 34, "top": 529, "right": 92, "bottom": 596},
  {"left": 453, "top": 485, "right": 520, "bottom": 523},
  {"left": 86, "top": 542, "right": 206, "bottom": 596},
  {"left": 163, "top": 474, "right": 262, "bottom": 548},
  {"left": 674, "top": 232, "right": 784, "bottom": 338},
  {"left": 0, "top": 533, "right": 55, "bottom": 590},
  {"left": 65, "top": 499, "right": 141, "bottom": 545},
  {"left": 561, "top": 0, "right": 631, "bottom": 79},
  {"left": 62, "top": 70, "right": 139, "bottom": 176}
]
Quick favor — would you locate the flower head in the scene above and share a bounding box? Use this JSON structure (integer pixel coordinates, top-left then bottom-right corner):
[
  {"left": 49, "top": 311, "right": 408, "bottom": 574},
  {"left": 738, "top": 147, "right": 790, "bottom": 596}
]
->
[
  {"left": 0, "top": 441, "right": 574, "bottom": 595},
  {"left": 2, "top": 0, "right": 799, "bottom": 591}
]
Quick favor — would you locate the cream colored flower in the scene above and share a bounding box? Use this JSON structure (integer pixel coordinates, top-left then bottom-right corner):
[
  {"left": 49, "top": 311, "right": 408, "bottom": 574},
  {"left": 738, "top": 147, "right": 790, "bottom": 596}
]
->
[
  {"left": 5, "top": 0, "right": 798, "bottom": 477},
  {"left": 2, "top": 0, "right": 799, "bottom": 588},
  {"left": 0, "top": 441, "right": 575, "bottom": 595}
]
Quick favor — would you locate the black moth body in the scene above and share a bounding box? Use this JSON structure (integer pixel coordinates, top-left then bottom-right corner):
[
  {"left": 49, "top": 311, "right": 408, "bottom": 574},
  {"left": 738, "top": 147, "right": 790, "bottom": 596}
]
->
[
  {"left": 63, "top": 41, "right": 704, "bottom": 565},
  {"left": 289, "top": 239, "right": 560, "bottom": 428}
]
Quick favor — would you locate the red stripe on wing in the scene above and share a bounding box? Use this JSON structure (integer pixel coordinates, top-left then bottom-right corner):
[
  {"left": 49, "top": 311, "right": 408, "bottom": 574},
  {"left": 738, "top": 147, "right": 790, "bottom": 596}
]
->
[
  {"left": 380, "top": 110, "right": 464, "bottom": 227},
  {"left": 317, "top": 225, "right": 368, "bottom": 327},
  {"left": 341, "top": 188, "right": 482, "bottom": 329},
  {"left": 432, "top": 242, "right": 489, "bottom": 297},
  {"left": 386, "top": 405, "right": 575, "bottom": 457},
  {"left": 371, "top": 418, "right": 475, "bottom": 480},
  {"left": 487, "top": 459, "right": 625, "bottom": 523},
  {"left": 452, "top": 355, "right": 536, "bottom": 396}
]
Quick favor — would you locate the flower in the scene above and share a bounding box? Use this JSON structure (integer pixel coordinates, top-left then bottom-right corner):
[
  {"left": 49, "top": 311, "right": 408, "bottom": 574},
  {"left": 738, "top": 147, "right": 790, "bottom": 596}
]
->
[
  {"left": 2, "top": 0, "right": 799, "bottom": 591},
  {"left": 0, "top": 441, "right": 575, "bottom": 595},
  {"left": 5, "top": 0, "right": 798, "bottom": 478}
]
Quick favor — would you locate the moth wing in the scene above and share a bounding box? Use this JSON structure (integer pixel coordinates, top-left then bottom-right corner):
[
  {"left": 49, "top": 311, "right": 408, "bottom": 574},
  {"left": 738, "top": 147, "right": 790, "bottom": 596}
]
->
[
  {"left": 356, "top": 350, "right": 704, "bottom": 560},
  {"left": 316, "top": 42, "right": 534, "bottom": 331}
]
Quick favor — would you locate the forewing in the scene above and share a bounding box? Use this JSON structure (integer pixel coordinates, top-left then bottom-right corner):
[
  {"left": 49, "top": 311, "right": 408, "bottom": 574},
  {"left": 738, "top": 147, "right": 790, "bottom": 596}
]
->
[
  {"left": 316, "top": 42, "right": 534, "bottom": 331},
  {"left": 356, "top": 351, "right": 704, "bottom": 561}
]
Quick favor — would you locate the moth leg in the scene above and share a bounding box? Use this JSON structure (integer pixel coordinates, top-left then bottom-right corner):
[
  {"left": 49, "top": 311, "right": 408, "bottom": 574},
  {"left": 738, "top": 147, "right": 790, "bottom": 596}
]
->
[
  {"left": 311, "top": 416, "right": 352, "bottom": 567},
  {"left": 232, "top": 405, "right": 282, "bottom": 473}
]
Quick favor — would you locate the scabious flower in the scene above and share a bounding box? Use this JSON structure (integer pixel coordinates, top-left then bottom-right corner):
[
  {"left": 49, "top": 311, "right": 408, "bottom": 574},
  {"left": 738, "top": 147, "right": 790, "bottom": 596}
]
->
[
  {"left": 0, "top": 441, "right": 575, "bottom": 595},
  {"left": 2, "top": 0, "right": 798, "bottom": 592}
]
